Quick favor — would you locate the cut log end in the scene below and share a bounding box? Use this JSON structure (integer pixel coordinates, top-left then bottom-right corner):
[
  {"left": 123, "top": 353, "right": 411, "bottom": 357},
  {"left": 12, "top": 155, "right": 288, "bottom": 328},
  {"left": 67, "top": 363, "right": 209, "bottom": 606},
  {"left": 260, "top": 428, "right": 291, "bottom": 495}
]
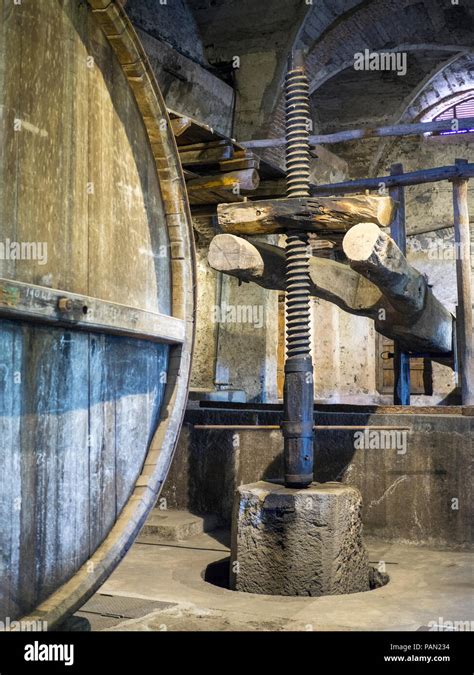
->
[
  {"left": 208, "top": 234, "right": 265, "bottom": 277},
  {"left": 342, "top": 222, "right": 384, "bottom": 261}
]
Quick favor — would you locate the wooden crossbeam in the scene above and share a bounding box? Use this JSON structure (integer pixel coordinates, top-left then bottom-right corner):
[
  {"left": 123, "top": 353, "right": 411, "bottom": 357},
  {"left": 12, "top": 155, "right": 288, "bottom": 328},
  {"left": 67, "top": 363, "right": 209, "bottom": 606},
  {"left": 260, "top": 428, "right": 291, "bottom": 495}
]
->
[
  {"left": 0, "top": 279, "right": 185, "bottom": 344},
  {"left": 217, "top": 195, "right": 395, "bottom": 235}
]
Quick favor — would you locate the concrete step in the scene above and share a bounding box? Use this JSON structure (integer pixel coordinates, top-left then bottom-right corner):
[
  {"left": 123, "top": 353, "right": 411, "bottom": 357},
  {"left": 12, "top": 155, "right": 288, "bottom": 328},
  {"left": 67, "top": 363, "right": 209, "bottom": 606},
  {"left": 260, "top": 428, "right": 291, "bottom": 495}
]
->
[{"left": 138, "top": 510, "right": 219, "bottom": 543}]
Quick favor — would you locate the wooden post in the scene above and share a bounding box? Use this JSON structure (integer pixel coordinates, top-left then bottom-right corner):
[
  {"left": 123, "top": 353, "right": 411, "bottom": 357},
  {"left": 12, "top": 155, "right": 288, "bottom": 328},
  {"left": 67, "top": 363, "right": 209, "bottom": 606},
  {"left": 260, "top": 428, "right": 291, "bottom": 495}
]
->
[
  {"left": 452, "top": 159, "right": 474, "bottom": 405},
  {"left": 389, "top": 164, "right": 411, "bottom": 405}
]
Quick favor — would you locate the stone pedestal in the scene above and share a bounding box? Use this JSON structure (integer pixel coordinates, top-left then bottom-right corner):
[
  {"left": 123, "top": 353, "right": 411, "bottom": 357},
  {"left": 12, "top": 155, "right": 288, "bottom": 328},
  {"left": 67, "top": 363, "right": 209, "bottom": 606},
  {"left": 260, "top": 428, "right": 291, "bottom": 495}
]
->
[{"left": 230, "top": 481, "right": 370, "bottom": 596}]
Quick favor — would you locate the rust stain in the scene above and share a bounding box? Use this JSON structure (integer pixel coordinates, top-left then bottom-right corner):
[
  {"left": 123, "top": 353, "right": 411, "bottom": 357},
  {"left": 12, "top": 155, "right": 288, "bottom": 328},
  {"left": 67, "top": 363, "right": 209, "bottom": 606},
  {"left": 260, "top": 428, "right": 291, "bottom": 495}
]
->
[{"left": 0, "top": 286, "right": 20, "bottom": 307}]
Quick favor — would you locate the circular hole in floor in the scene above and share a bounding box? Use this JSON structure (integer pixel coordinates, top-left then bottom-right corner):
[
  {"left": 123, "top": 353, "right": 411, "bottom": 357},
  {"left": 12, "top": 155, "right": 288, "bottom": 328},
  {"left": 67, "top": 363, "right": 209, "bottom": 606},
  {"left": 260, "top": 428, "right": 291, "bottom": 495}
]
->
[{"left": 203, "top": 557, "right": 389, "bottom": 594}]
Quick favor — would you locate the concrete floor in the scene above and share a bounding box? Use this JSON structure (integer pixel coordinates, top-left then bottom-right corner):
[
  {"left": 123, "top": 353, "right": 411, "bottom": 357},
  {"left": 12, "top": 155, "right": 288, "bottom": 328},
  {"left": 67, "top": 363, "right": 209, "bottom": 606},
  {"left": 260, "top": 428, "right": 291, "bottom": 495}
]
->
[{"left": 76, "top": 529, "right": 474, "bottom": 632}]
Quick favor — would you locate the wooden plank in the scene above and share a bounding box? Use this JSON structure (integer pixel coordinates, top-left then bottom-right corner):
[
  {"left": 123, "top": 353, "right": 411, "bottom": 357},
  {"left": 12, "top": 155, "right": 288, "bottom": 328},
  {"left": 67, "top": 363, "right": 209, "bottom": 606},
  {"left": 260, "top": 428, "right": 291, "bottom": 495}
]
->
[
  {"left": 89, "top": 333, "right": 117, "bottom": 553},
  {"left": 167, "top": 109, "right": 227, "bottom": 146},
  {"left": 0, "top": 278, "right": 185, "bottom": 344},
  {"left": 389, "top": 164, "right": 410, "bottom": 406},
  {"left": 217, "top": 195, "right": 395, "bottom": 234},
  {"left": 88, "top": 23, "right": 166, "bottom": 314},
  {"left": 186, "top": 169, "right": 259, "bottom": 193},
  {"left": 452, "top": 159, "right": 474, "bottom": 405},
  {"left": 19, "top": 325, "right": 90, "bottom": 615},
  {"left": 171, "top": 117, "right": 192, "bottom": 138},
  {"left": 0, "top": 322, "right": 22, "bottom": 618},
  {"left": 0, "top": 2, "right": 20, "bottom": 282},
  {"left": 178, "top": 139, "right": 230, "bottom": 152},
  {"left": 178, "top": 144, "right": 234, "bottom": 166},
  {"left": 15, "top": 0, "right": 88, "bottom": 294},
  {"left": 219, "top": 156, "right": 260, "bottom": 172},
  {"left": 114, "top": 338, "right": 168, "bottom": 513},
  {"left": 188, "top": 188, "right": 245, "bottom": 206}
]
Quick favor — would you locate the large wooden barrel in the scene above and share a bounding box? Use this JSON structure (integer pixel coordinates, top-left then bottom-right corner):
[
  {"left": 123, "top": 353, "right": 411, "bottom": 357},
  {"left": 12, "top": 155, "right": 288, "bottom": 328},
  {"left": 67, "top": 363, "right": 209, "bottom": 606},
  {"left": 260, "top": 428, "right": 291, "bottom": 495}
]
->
[{"left": 0, "top": 0, "right": 195, "bottom": 626}]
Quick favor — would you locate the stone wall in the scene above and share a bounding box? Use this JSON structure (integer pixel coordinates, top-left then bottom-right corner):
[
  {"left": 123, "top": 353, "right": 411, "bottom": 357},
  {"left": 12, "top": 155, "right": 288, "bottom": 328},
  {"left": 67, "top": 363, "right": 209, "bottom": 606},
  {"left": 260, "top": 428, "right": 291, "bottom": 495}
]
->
[{"left": 163, "top": 406, "right": 474, "bottom": 550}]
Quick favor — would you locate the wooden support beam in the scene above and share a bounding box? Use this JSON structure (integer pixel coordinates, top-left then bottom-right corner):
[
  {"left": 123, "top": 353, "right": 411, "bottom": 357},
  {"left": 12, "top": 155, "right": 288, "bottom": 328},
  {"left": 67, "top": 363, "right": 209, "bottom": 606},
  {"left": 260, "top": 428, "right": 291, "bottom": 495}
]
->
[
  {"left": 0, "top": 278, "right": 185, "bottom": 344},
  {"left": 389, "top": 163, "right": 410, "bottom": 406},
  {"left": 217, "top": 195, "right": 395, "bottom": 235},
  {"left": 452, "top": 159, "right": 474, "bottom": 405},
  {"left": 208, "top": 234, "right": 453, "bottom": 357}
]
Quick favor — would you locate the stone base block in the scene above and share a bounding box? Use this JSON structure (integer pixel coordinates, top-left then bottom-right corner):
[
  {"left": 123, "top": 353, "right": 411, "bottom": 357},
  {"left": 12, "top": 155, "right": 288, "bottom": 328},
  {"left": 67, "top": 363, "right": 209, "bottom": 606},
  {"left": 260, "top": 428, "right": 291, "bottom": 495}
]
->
[{"left": 230, "top": 481, "right": 370, "bottom": 596}]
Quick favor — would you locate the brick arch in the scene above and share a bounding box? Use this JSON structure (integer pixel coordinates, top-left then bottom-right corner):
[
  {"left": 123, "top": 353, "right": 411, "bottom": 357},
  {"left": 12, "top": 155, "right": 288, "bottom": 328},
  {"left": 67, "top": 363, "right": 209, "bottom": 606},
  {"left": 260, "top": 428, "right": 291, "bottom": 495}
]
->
[
  {"left": 260, "top": 0, "right": 473, "bottom": 170},
  {"left": 370, "top": 53, "right": 474, "bottom": 174}
]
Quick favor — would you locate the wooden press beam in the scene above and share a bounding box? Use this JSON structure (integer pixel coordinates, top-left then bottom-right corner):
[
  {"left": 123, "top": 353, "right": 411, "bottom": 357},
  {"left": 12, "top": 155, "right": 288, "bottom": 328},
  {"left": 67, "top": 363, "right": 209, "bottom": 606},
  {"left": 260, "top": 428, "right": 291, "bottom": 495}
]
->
[
  {"left": 208, "top": 234, "right": 454, "bottom": 358},
  {"left": 452, "top": 159, "right": 474, "bottom": 405},
  {"left": 0, "top": 279, "right": 185, "bottom": 344},
  {"left": 217, "top": 194, "right": 395, "bottom": 235}
]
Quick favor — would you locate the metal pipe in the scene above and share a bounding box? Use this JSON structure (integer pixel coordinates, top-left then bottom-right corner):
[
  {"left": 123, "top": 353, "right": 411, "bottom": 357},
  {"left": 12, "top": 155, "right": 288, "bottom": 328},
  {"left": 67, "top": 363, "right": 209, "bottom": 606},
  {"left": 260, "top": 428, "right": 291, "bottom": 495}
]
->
[
  {"left": 193, "top": 425, "right": 411, "bottom": 431},
  {"left": 309, "top": 163, "right": 474, "bottom": 196},
  {"left": 282, "top": 51, "right": 314, "bottom": 488},
  {"left": 389, "top": 163, "right": 411, "bottom": 406},
  {"left": 240, "top": 116, "right": 474, "bottom": 149}
]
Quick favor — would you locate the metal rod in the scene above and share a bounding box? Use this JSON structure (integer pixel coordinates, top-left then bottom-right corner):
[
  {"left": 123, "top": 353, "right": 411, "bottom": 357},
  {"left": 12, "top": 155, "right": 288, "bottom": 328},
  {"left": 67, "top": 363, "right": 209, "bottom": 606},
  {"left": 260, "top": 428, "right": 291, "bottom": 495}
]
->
[
  {"left": 193, "top": 425, "right": 411, "bottom": 431},
  {"left": 241, "top": 116, "right": 474, "bottom": 149},
  {"left": 452, "top": 159, "right": 474, "bottom": 405},
  {"left": 389, "top": 164, "right": 411, "bottom": 406},
  {"left": 309, "top": 163, "right": 474, "bottom": 196},
  {"left": 282, "top": 50, "right": 314, "bottom": 488}
]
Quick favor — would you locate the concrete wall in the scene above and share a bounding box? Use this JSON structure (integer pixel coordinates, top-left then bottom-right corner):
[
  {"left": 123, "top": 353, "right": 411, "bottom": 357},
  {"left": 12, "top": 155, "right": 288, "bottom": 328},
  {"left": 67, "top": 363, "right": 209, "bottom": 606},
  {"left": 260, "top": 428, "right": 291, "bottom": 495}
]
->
[
  {"left": 213, "top": 275, "right": 278, "bottom": 402},
  {"left": 127, "top": 6, "right": 234, "bottom": 135},
  {"left": 189, "top": 241, "right": 220, "bottom": 392},
  {"left": 312, "top": 299, "right": 378, "bottom": 403},
  {"left": 163, "top": 406, "right": 474, "bottom": 550},
  {"left": 126, "top": 0, "right": 207, "bottom": 65},
  {"left": 190, "top": 230, "right": 279, "bottom": 402}
]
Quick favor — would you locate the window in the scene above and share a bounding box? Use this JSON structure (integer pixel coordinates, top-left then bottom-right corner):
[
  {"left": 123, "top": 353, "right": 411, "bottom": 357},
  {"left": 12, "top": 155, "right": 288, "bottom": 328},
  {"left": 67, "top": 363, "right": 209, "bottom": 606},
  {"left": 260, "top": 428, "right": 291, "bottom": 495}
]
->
[{"left": 430, "top": 98, "right": 474, "bottom": 136}]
